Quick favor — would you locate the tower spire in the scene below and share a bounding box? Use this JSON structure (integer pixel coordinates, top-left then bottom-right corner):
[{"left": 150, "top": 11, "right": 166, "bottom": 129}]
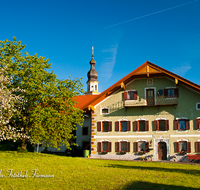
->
[{"left": 86, "top": 47, "right": 100, "bottom": 95}]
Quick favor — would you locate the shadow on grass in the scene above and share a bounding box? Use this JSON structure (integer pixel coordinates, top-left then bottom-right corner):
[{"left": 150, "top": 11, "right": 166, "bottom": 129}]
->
[
  {"left": 122, "top": 181, "right": 199, "bottom": 190},
  {"left": 105, "top": 164, "right": 200, "bottom": 176}
]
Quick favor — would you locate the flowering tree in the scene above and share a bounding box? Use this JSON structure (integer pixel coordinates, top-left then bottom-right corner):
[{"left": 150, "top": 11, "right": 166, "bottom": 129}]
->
[
  {"left": 0, "top": 37, "right": 84, "bottom": 150},
  {"left": 0, "top": 65, "right": 25, "bottom": 142}
]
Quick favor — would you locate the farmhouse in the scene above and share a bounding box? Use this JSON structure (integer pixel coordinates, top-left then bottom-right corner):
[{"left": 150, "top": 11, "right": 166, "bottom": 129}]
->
[{"left": 75, "top": 53, "right": 200, "bottom": 161}]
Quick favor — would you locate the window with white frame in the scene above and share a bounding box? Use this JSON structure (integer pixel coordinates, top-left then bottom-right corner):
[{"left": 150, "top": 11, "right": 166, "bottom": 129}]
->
[
  {"left": 97, "top": 121, "right": 112, "bottom": 132},
  {"left": 154, "top": 119, "right": 169, "bottom": 131},
  {"left": 97, "top": 141, "right": 111, "bottom": 152},
  {"left": 174, "top": 118, "right": 189, "bottom": 130},
  {"left": 134, "top": 120, "right": 149, "bottom": 131},
  {"left": 196, "top": 103, "right": 200, "bottom": 110},
  {"left": 175, "top": 140, "right": 191, "bottom": 153},
  {"left": 116, "top": 120, "right": 131, "bottom": 132},
  {"left": 116, "top": 141, "right": 130, "bottom": 152},
  {"left": 134, "top": 141, "right": 149, "bottom": 152},
  {"left": 101, "top": 108, "right": 109, "bottom": 115}
]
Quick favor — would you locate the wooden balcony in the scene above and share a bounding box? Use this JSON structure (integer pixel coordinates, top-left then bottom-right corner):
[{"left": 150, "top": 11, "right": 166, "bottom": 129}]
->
[{"left": 124, "top": 96, "right": 178, "bottom": 107}]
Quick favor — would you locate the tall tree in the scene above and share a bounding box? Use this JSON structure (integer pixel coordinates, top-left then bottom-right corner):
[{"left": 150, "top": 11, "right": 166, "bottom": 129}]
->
[{"left": 0, "top": 37, "right": 84, "bottom": 150}]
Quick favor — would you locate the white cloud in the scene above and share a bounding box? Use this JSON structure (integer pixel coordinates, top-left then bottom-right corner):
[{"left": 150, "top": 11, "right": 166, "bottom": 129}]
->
[
  {"left": 171, "top": 64, "right": 191, "bottom": 76},
  {"left": 100, "top": 45, "right": 118, "bottom": 82}
]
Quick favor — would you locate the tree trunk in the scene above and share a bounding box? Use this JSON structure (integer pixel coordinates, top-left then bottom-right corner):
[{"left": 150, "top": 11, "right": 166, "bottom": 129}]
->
[{"left": 21, "top": 137, "right": 27, "bottom": 150}]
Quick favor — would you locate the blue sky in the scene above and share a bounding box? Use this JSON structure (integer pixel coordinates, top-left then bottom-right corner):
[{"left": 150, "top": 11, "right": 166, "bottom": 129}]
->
[{"left": 1, "top": 0, "right": 200, "bottom": 92}]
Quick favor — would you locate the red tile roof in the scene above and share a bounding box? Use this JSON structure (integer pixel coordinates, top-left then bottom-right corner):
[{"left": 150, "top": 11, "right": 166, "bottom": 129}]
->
[{"left": 74, "top": 95, "right": 99, "bottom": 109}]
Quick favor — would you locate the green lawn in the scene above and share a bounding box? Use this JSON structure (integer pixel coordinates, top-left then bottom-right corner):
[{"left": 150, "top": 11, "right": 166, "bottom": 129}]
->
[{"left": 0, "top": 151, "right": 200, "bottom": 190}]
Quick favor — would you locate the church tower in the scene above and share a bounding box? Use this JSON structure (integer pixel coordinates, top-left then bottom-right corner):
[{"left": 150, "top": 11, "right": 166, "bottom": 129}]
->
[{"left": 86, "top": 47, "right": 100, "bottom": 95}]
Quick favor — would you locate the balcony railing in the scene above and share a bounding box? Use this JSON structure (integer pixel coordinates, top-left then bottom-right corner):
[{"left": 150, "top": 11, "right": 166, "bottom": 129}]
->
[{"left": 124, "top": 96, "right": 178, "bottom": 107}]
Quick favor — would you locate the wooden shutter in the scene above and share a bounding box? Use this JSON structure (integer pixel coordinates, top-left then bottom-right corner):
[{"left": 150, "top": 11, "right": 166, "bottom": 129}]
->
[
  {"left": 97, "top": 122, "right": 101, "bottom": 132},
  {"left": 127, "top": 121, "right": 131, "bottom": 131},
  {"left": 154, "top": 120, "right": 158, "bottom": 131},
  {"left": 187, "top": 142, "right": 191, "bottom": 153},
  {"left": 97, "top": 142, "right": 101, "bottom": 152},
  {"left": 185, "top": 120, "right": 190, "bottom": 130},
  {"left": 145, "top": 121, "right": 149, "bottom": 131},
  {"left": 134, "top": 142, "right": 138, "bottom": 152},
  {"left": 174, "top": 142, "right": 179, "bottom": 152},
  {"left": 124, "top": 91, "right": 128, "bottom": 100},
  {"left": 165, "top": 120, "right": 169, "bottom": 130},
  {"left": 195, "top": 119, "right": 200, "bottom": 130},
  {"left": 134, "top": 121, "right": 138, "bottom": 131},
  {"left": 174, "top": 120, "right": 178, "bottom": 130},
  {"left": 127, "top": 142, "right": 130, "bottom": 152},
  {"left": 116, "top": 142, "right": 119, "bottom": 152},
  {"left": 108, "top": 142, "right": 111, "bottom": 152},
  {"left": 108, "top": 121, "right": 112, "bottom": 132},
  {"left": 196, "top": 142, "right": 200, "bottom": 152},
  {"left": 116, "top": 121, "right": 119, "bottom": 131},
  {"left": 174, "top": 88, "right": 179, "bottom": 97},
  {"left": 164, "top": 89, "right": 168, "bottom": 98},
  {"left": 145, "top": 142, "right": 149, "bottom": 151},
  {"left": 134, "top": 91, "right": 137, "bottom": 100}
]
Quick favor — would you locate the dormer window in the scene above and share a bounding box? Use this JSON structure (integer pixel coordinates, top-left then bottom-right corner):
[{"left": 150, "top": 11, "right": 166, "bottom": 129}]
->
[{"left": 124, "top": 90, "right": 137, "bottom": 100}]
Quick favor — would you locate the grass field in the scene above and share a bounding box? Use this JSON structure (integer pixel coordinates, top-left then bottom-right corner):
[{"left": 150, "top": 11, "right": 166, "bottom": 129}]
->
[{"left": 0, "top": 151, "right": 200, "bottom": 190}]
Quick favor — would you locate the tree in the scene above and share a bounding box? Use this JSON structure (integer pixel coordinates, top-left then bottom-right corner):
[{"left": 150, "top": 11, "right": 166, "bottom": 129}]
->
[
  {"left": 0, "top": 64, "right": 25, "bottom": 142},
  {"left": 0, "top": 37, "right": 84, "bottom": 150}
]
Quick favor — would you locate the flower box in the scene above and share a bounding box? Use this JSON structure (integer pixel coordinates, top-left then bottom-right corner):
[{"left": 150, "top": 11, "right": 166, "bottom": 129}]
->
[
  {"left": 101, "top": 151, "right": 108, "bottom": 154},
  {"left": 119, "top": 151, "right": 126, "bottom": 154},
  {"left": 137, "top": 151, "right": 146, "bottom": 155},
  {"left": 179, "top": 151, "right": 187, "bottom": 155}
]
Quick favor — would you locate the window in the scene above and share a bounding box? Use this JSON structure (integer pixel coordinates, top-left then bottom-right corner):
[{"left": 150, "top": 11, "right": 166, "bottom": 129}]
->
[
  {"left": 124, "top": 90, "right": 137, "bottom": 100},
  {"left": 175, "top": 141, "right": 191, "bottom": 153},
  {"left": 98, "top": 141, "right": 111, "bottom": 152},
  {"left": 139, "top": 121, "right": 145, "bottom": 131},
  {"left": 101, "top": 108, "right": 109, "bottom": 115},
  {"left": 121, "top": 142, "right": 127, "bottom": 151},
  {"left": 134, "top": 120, "right": 149, "bottom": 131},
  {"left": 82, "top": 127, "right": 88, "bottom": 136},
  {"left": 196, "top": 141, "right": 200, "bottom": 152},
  {"left": 116, "top": 141, "right": 130, "bottom": 152},
  {"left": 174, "top": 119, "right": 189, "bottom": 130},
  {"left": 134, "top": 141, "right": 149, "bottom": 152},
  {"left": 116, "top": 120, "right": 131, "bottom": 132},
  {"left": 95, "top": 85, "right": 97, "bottom": 91},
  {"left": 196, "top": 103, "right": 200, "bottom": 110},
  {"left": 121, "top": 121, "right": 127, "bottom": 131},
  {"left": 97, "top": 121, "right": 112, "bottom": 132},
  {"left": 195, "top": 118, "right": 200, "bottom": 130},
  {"left": 164, "top": 88, "right": 179, "bottom": 98},
  {"left": 154, "top": 120, "right": 169, "bottom": 131},
  {"left": 147, "top": 78, "right": 153, "bottom": 85},
  {"left": 102, "top": 121, "right": 109, "bottom": 132}
]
